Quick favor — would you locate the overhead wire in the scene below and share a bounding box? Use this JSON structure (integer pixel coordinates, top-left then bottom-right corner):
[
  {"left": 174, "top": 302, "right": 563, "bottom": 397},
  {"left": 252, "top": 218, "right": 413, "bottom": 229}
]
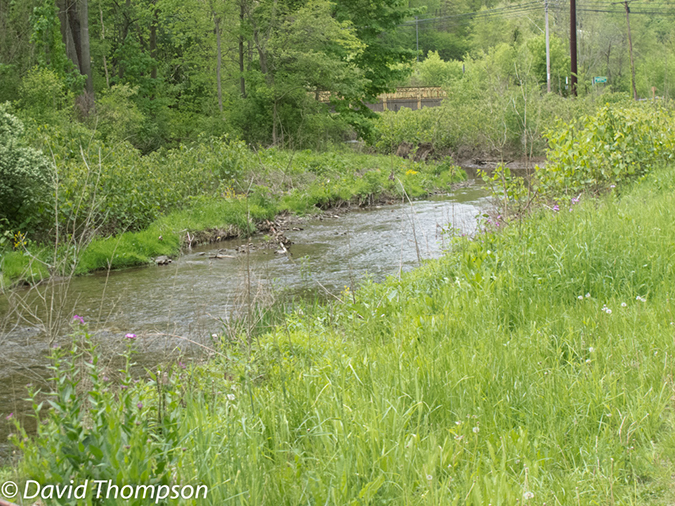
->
[{"left": 398, "top": 0, "right": 675, "bottom": 28}]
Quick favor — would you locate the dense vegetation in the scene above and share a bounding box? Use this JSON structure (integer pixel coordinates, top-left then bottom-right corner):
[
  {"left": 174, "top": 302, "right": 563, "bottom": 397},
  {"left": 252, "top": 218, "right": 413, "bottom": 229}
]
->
[
  {"left": 7, "top": 137, "right": 675, "bottom": 505},
  {"left": 4, "top": 0, "right": 675, "bottom": 503}
]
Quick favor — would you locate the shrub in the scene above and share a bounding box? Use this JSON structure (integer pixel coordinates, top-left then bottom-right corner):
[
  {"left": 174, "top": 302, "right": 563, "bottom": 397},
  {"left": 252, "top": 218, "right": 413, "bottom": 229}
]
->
[
  {"left": 0, "top": 102, "right": 51, "bottom": 233},
  {"left": 90, "top": 84, "right": 145, "bottom": 143},
  {"left": 537, "top": 103, "right": 675, "bottom": 195}
]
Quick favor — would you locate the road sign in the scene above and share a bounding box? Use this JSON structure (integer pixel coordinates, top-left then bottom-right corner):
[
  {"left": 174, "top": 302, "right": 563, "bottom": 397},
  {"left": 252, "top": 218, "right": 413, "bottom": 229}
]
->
[{"left": 593, "top": 76, "right": 608, "bottom": 84}]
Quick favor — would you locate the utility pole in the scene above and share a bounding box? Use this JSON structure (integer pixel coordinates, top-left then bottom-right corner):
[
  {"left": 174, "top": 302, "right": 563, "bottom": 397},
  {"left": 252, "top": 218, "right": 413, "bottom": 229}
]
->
[
  {"left": 570, "top": 0, "right": 578, "bottom": 96},
  {"left": 623, "top": 1, "right": 638, "bottom": 100},
  {"left": 545, "top": 0, "right": 551, "bottom": 92},
  {"left": 415, "top": 16, "right": 419, "bottom": 62}
]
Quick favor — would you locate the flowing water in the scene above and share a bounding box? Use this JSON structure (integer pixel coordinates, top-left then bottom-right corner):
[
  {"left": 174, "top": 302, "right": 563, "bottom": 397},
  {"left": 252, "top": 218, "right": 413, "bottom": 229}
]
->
[{"left": 0, "top": 183, "right": 488, "bottom": 462}]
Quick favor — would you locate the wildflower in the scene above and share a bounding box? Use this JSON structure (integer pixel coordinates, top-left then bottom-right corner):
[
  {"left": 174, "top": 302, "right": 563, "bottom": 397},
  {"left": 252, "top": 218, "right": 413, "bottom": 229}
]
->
[
  {"left": 586, "top": 359, "right": 591, "bottom": 363},
  {"left": 211, "top": 333, "right": 218, "bottom": 338},
  {"left": 227, "top": 393, "right": 236, "bottom": 401},
  {"left": 621, "top": 302, "right": 627, "bottom": 307},
  {"left": 571, "top": 195, "right": 580, "bottom": 204},
  {"left": 523, "top": 491, "right": 534, "bottom": 500},
  {"left": 578, "top": 295, "right": 583, "bottom": 300},
  {"left": 73, "top": 315, "right": 85, "bottom": 324},
  {"left": 455, "top": 421, "right": 462, "bottom": 425},
  {"left": 472, "top": 426, "right": 480, "bottom": 433},
  {"left": 589, "top": 347, "right": 594, "bottom": 353},
  {"left": 610, "top": 184, "right": 616, "bottom": 188},
  {"left": 585, "top": 293, "right": 591, "bottom": 298},
  {"left": 552, "top": 204, "right": 559, "bottom": 212},
  {"left": 178, "top": 361, "right": 186, "bottom": 369},
  {"left": 137, "top": 403, "right": 143, "bottom": 409},
  {"left": 6, "top": 413, "right": 13, "bottom": 420},
  {"left": 125, "top": 333, "right": 137, "bottom": 339},
  {"left": 636, "top": 296, "right": 646, "bottom": 302}
]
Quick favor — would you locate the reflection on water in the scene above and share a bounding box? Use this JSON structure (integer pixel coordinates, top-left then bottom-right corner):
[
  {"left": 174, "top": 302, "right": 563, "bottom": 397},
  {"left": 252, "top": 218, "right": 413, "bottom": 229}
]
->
[{"left": 0, "top": 183, "right": 488, "bottom": 461}]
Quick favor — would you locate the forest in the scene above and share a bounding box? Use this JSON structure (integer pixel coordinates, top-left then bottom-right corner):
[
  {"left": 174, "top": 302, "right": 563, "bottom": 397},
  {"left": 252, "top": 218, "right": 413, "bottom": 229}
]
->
[{"left": 1, "top": 0, "right": 674, "bottom": 153}]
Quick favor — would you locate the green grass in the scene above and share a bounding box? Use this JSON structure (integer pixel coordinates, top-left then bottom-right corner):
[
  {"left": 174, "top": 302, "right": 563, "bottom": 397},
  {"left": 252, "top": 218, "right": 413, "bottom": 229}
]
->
[
  {"left": 12, "top": 167, "right": 675, "bottom": 504},
  {"left": 0, "top": 150, "right": 465, "bottom": 287}
]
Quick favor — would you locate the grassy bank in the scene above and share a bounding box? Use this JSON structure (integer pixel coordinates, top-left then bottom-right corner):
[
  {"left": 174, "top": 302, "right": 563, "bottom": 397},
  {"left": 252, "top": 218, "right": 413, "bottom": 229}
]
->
[
  {"left": 8, "top": 164, "right": 675, "bottom": 504},
  {"left": 0, "top": 148, "right": 465, "bottom": 286}
]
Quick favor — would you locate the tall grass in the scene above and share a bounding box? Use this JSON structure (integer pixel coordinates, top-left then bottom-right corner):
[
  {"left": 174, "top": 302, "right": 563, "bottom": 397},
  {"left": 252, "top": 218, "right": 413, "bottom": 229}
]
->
[{"left": 9, "top": 166, "right": 675, "bottom": 504}]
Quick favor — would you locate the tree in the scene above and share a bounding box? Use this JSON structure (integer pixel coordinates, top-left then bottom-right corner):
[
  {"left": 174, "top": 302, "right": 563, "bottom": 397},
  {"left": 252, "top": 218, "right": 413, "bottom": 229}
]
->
[{"left": 57, "top": 0, "right": 94, "bottom": 110}]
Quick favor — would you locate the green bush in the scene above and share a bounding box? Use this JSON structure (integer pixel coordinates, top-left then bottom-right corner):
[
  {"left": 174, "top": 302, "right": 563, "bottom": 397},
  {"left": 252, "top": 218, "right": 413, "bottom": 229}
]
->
[
  {"left": 90, "top": 84, "right": 145, "bottom": 143},
  {"left": 537, "top": 103, "right": 675, "bottom": 194},
  {"left": 0, "top": 102, "right": 51, "bottom": 233}
]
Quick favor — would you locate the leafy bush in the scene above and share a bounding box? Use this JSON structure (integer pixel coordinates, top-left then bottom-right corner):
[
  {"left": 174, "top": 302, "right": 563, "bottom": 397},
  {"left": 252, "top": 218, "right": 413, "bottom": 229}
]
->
[
  {"left": 90, "top": 84, "right": 145, "bottom": 143},
  {"left": 10, "top": 324, "right": 185, "bottom": 505},
  {"left": 18, "top": 67, "right": 72, "bottom": 121},
  {"left": 537, "top": 103, "right": 675, "bottom": 194},
  {"left": 416, "top": 51, "right": 463, "bottom": 86},
  {"left": 0, "top": 103, "right": 51, "bottom": 233}
]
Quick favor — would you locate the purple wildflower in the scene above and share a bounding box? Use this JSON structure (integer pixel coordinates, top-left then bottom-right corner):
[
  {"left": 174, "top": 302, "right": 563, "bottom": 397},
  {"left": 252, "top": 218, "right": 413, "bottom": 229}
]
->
[
  {"left": 552, "top": 204, "right": 559, "bottom": 212},
  {"left": 178, "top": 361, "right": 186, "bottom": 369},
  {"left": 137, "top": 403, "right": 143, "bottom": 409},
  {"left": 6, "top": 413, "right": 13, "bottom": 420},
  {"left": 125, "top": 333, "right": 137, "bottom": 339},
  {"left": 73, "top": 315, "right": 85, "bottom": 324}
]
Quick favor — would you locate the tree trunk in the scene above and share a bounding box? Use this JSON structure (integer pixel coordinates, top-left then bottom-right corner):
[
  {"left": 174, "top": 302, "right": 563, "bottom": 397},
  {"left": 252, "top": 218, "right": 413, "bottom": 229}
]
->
[
  {"left": 150, "top": 0, "right": 158, "bottom": 80},
  {"left": 239, "top": 0, "right": 246, "bottom": 97},
  {"left": 215, "top": 15, "right": 223, "bottom": 112},
  {"left": 58, "top": 0, "right": 80, "bottom": 70},
  {"left": 79, "top": 0, "right": 93, "bottom": 103}
]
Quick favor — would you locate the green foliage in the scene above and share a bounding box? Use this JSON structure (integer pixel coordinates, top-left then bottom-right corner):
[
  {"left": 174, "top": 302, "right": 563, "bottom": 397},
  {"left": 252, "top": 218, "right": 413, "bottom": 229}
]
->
[
  {"left": 90, "top": 85, "right": 145, "bottom": 143},
  {"left": 13, "top": 166, "right": 675, "bottom": 503},
  {"left": 10, "top": 325, "right": 185, "bottom": 505},
  {"left": 0, "top": 143, "right": 466, "bottom": 283},
  {"left": 526, "top": 34, "right": 570, "bottom": 93},
  {"left": 28, "top": 0, "right": 84, "bottom": 93},
  {"left": 416, "top": 50, "right": 463, "bottom": 86},
  {"left": 18, "top": 67, "right": 72, "bottom": 120},
  {"left": 538, "top": 103, "right": 675, "bottom": 194},
  {"left": 0, "top": 103, "right": 51, "bottom": 233}
]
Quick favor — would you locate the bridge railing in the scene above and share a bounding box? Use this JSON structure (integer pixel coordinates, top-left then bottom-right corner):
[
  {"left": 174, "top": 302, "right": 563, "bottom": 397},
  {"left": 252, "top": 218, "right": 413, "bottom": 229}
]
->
[{"left": 313, "top": 86, "right": 447, "bottom": 111}]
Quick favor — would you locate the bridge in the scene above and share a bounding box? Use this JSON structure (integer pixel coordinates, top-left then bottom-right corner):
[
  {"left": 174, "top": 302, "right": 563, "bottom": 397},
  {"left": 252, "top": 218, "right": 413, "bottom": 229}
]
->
[{"left": 315, "top": 86, "right": 447, "bottom": 112}]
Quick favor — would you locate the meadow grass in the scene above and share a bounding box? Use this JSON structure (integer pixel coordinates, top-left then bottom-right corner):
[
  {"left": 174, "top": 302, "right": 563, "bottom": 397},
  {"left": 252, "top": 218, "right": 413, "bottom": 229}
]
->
[{"left": 11, "top": 167, "right": 675, "bottom": 505}]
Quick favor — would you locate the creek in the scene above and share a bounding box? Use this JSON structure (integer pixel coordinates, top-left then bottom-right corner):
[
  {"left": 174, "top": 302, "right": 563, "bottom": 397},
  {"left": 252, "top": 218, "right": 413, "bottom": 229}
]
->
[{"left": 0, "top": 182, "right": 488, "bottom": 462}]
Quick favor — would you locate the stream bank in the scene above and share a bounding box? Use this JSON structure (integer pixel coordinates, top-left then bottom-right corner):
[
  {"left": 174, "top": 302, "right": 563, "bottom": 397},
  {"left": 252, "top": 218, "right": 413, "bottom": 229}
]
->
[{"left": 0, "top": 183, "right": 488, "bottom": 462}]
